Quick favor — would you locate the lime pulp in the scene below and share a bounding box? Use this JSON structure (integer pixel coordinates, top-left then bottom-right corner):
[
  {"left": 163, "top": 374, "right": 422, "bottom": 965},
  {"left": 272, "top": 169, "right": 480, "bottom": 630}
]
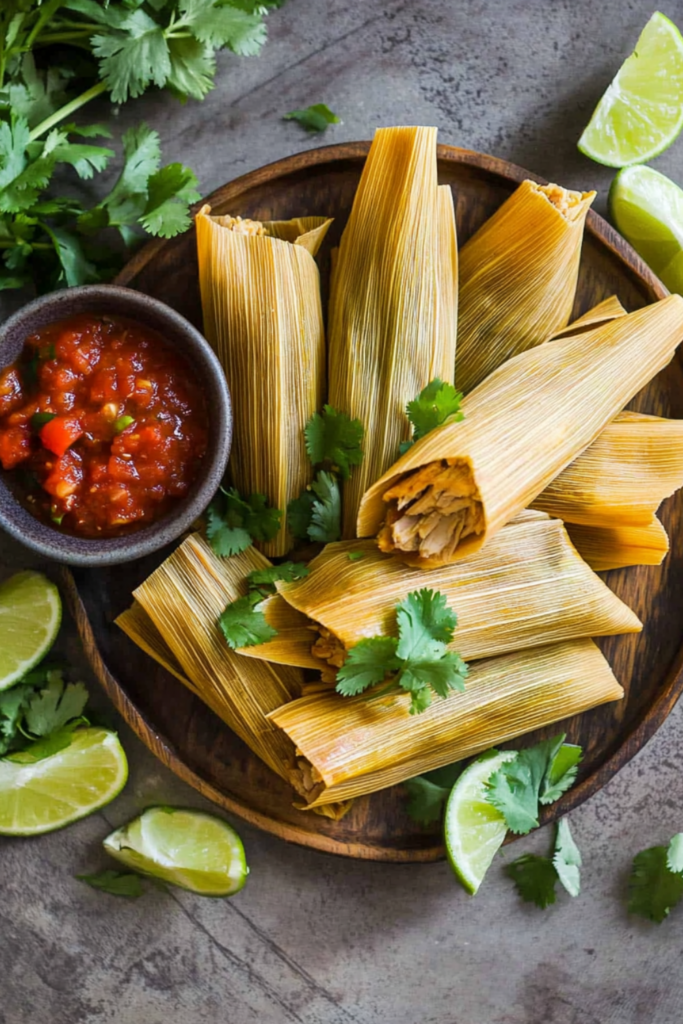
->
[
  {"left": 0, "top": 728, "right": 128, "bottom": 836},
  {"left": 103, "top": 807, "right": 249, "bottom": 897},
  {"left": 444, "top": 749, "right": 516, "bottom": 895},
  {"left": 0, "top": 571, "right": 62, "bottom": 691},
  {"left": 578, "top": 12, "right": 683, "bottom": 167},
  {"left": 610, "top": 165, "right": 683, "bottom": 293}
]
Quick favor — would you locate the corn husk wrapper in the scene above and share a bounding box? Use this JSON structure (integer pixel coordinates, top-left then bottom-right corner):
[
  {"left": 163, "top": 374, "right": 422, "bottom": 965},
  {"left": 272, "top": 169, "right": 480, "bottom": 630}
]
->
[
  {"left": 326, "top": 126, "right": 458, "bottom": 537},
  {"left": 567, "top": 518, "right": 669, "bottom": 571},
  {"left": 550, "top": 295, "right": 626, "bottom": 339},
  {"left": 456, "top": 180, "right": 595, "bottom": 393},
  {"left": 532, "top": 411, "right": 683, "bottom": 527},
  {"left": 358, "top": 296, "right": 683, "bottom": 568},
  {"left": 242, "top": 513, "right": 640, "bottom": 670},
  {"left": 196, "top": 207, "right": 332, "bottom": 556},
  {"left": 269, "top": 639, "right": 623, "bottom": 806},
  {"left": 117, "top": 600, "right": 351, "bottom": 821}
]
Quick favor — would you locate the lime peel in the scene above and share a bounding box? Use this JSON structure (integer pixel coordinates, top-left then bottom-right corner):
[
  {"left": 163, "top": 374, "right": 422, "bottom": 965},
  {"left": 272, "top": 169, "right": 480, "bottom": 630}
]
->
[{"left": 0, "top": 571, "right": 62, "bottom": 691}]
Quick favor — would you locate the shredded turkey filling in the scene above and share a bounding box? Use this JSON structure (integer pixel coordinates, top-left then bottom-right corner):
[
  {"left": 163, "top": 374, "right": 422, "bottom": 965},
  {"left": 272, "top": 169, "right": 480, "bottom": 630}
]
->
[
  {"left": 536, "top": 182, "right": 590, "bottom": 221},
  {"left": 378, "top": 459, "right": 484, "bottom": 561},
  {"left": 221, "top": 215, "right": 268, "bottom": 236},
  {"left": 312, "top": 627, "right": 347, "bottom": 669}
]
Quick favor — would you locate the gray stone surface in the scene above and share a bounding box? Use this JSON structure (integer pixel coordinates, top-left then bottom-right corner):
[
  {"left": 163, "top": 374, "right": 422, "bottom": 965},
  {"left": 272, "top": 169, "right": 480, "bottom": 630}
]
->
[{"left": 2, "top": 2, "right": 683, "bottom": 1022}]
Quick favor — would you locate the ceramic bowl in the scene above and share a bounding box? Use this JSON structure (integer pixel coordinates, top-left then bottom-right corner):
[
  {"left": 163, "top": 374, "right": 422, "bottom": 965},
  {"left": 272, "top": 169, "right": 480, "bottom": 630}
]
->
[{"left": 0, "top": 284, "right": 231, "bottom": 566}]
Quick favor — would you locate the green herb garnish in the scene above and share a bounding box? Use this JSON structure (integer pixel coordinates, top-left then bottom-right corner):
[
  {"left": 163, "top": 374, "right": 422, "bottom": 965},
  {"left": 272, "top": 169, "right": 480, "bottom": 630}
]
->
[
  {"left": 506, "top": 818, "right": 582, "bottom": 909},
  {"left": 628, "top": 834, "right": 683, "bottom": 923},
  {"left": 77, "top": 870, "right": 145, "bottom": 899},
  {"left": 284, "top": 103, "right": 341, "bottom": 133},
  {"left": 219, "top": 561, "right": 309, "bottom": 649},
  {"left": 30, "top": 411, "right": 56, "bottom": 431},
  {"left": 400, "top": 378, "right": 464, "bottom": 455},
  {"left": 114, "top": 415, "right": 135, "bottom": 434},
  {"left": 206, "top": 486, "right": 282, "bottom": 557},
  {"left": 335, "top": 588, "right": 468, "bottom": 715}
]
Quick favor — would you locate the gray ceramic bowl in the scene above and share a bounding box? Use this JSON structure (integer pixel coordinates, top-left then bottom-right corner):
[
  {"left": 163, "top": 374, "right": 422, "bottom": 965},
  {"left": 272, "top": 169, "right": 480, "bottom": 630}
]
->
[{"left": 0, "top": 284, "right": 231, "bottom": 566}]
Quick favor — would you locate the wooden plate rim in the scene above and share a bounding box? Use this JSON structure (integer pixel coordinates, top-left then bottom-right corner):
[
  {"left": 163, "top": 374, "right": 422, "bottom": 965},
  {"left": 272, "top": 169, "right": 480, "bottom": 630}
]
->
[{"left": 67, "top": 143, "right": 680, "bottom": 861}]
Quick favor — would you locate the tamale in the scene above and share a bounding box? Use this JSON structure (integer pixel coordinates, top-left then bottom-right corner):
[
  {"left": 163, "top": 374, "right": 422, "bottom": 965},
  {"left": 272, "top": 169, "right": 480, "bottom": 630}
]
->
[
  {"left": 116, "top": 599, "right": 353, "bottom": 821},
  {"left": 269, "top": 639, "right": 623, "bottom": 806},
  {"left": 196, "top": 206, "right": 332, "bottom": 556},
  {"left": 326, "top": 126, "right": 458, "bottom": 537},
  {"left": 456, "top": 180, "right": 595, "bottom": 393},
  {"left": 532, "top": 412, "right": 683, "bottom": 527},
  {"left": 567, "top": 518, "right": 669, "bottom": 571},
  {"left": 550, "top": 295, "right": 626, "bottom": 339},
  {"left": 357, "top": 296, "right": 683, "bottom": 568},
  {"left": 240, "top": 515, "right": 640, "bottom": 669},
  {"left": 131, "top": 534, "right": 305, "bottom": 782}
]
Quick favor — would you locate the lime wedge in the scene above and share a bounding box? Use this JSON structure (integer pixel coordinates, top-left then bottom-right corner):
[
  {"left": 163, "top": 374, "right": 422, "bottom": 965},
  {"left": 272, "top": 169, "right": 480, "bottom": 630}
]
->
[
  {"left": 578, "top": 12, "right": 683, "bottom": 167},
  {"left": 444, "top": 749, "right": 516, "bottom": 894},
  {"left": 103, "top": 807, "right": 249, "bottom": 897},
  {"left": 0, "top": 571, "right": 61, "bottom": 691},
  {"left": 609, "top": 165, "right": 683, "bottom": 290},
  {"left": 0, "top": 728, "right": 128, "bottom": 836}
]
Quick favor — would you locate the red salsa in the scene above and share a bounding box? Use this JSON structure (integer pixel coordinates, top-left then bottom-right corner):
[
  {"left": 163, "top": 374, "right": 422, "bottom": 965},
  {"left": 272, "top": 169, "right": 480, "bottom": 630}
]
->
[{"left": 0, "top": 313, "right": 208, "bottom": 537}]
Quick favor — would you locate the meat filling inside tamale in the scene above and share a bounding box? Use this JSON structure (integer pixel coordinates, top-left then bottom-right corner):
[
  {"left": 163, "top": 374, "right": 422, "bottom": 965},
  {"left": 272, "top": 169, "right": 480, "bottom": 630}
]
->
[
  {"left": 538, "top": 183, "right": 592, "bottom": 219},
  {"left": 377, "top": 459, "right": 485, "bottom": 560}
]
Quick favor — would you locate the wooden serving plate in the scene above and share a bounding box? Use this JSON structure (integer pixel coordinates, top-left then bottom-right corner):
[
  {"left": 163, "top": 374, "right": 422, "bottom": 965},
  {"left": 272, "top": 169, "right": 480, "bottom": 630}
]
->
[{"left": 64, "top": 143, "right": 683, "bottom": 861}]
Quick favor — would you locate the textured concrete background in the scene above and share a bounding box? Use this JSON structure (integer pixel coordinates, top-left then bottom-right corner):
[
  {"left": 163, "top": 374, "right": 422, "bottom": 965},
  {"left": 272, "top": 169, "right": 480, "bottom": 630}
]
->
[{"left": 3, "top": 2, "right": 683, "bottom": 1022}]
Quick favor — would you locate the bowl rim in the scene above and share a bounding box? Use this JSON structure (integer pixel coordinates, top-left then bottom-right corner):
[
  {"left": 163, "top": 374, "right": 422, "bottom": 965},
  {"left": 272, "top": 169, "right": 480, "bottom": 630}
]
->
[{"left": 0, "top": 283, "right": 231, "bottom": 566}]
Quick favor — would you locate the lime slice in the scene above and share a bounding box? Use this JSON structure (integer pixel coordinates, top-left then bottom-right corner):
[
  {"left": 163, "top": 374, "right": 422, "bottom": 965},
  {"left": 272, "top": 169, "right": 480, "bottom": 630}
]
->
[
  {"left": 0, "top": 571, "right": 62, "bottom": 691},
  {"left": 444, "top": 749, "right": 517, "bottom": 895},
  {"left": 0, "top": 728, "right": 128, "bottom": 836},
  {"left": 609, "top": 165, "right": 683, "bottom": 289},
  {"left": 103, "top": 807, "right": 249, "bottom": 897},
  {"left": 578, "top": 13, "right": 683, "bottom": 167}
]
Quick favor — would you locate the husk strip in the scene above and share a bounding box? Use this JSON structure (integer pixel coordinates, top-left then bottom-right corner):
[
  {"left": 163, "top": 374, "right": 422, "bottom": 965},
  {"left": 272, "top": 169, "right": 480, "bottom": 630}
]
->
[
  {"left": 456, "top": 180, "right": 595, "bottom": 393},
  {"left": 532, "top": 411, "right": 683, "bottom": 527},
  {"left": 269, "top": 639, "right": 623, "bottom": 806},
  {"left": 358, "top": 295, "right": 683, "bottom": 567},
  {"left": 196, "top": 206, "right": 331, "bottom": 556},
  {"left": 567, "top": 517, "right": 669, "bottom": 571},
  {"left": 326, "top": 126, "right": 458, "bottom": 537}
]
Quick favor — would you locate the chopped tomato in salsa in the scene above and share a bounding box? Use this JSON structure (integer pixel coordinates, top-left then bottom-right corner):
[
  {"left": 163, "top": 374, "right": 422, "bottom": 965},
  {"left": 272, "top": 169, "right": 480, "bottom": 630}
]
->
[{"left": 0, "top": 313, "right": 208, "bottom": 537}]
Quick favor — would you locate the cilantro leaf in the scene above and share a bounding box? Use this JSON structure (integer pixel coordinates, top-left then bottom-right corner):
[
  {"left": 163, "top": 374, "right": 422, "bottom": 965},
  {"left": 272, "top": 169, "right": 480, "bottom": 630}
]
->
[
  {"left": 7, "top": 727, "right": 77, "bottom": 763},
  {"left": 308, "top": 471, "right": 341, "bottom": 543},
  {"left": 335, "top": 637, "right": 401, "bottom": 696},
  {"left": 23, "top": 670, "right": 89, "bottom": 737},
  {"left": 287, "top": 490, "right": 316, "bottom": 541},
  {"left": 77, "top": 870, "right": 145, "bottom": 898},
  {"left": 403, "top": 776, "right": 450, "bottom": 825},
  {"left": 219, "top": 593, "right": 277, "bottom": 649},
  {"left": 304, "top": 406, "right": 364, "bottom": 480},
  {"left": 540, "top": 742, "right": 582, "bottom": 805},
  {"left": 485, "top": 734, "right": 574, "bottom": 835},
  {"left": 506, "top": 854, "right": 558, "bottom": 909},
  {"left": 247, "top": 562, "right": 309, "bottom": 589},
  {"left": 0, "top": 684, "right": 32, "bottom": 755},
  {"left": 406, "top": 379, "right": 464, "bottom": 443},
  {"left": 92, "top": 10, "right": 171, "bottom": 104},
  {"left": 395, "top": 589, "right": 457, "bottom": 661},
  {"left": 347, "top": 551, "right": 365, "bottom": 561},
  {"left": 140, "top": 162, "right": 200, "bottom": 238},
  {"left": 667, "top": 834, "right": 683, "bottom": 874},
  {"left": 284, "top": 104, "right": 341, "bottom": 133},
  {"left": 206, "top": 487, "right": 281, "bottom": 557},
  {"left": 628, "top": 845, "right": 683, "bottom": 923},
  {"left": 553, "top": 818, "right": 581, "bottom": 897},
  {"left": 179, "top": 0, "right": 268, "bottom": 55}
]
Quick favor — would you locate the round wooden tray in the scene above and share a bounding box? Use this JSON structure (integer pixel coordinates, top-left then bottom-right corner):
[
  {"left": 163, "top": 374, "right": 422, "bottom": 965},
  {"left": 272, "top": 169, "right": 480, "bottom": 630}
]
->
[{"left": 65, "top": 142, "right": 683, "bottom": 861}]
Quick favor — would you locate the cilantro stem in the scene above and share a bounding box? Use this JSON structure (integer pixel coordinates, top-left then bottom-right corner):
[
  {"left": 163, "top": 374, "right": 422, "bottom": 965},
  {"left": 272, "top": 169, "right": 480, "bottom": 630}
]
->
[
  {"left": 25, "top": 0, "right": 68, "bottom": 49},
  {"left": 34, "top": 31, "right": 98, "bottom": 46},
  {"left": 29, "top": 81, "right": 109, "bottom": 141},
  {"left": 0, "top": 241, "right": 52, "bottom": 250}
]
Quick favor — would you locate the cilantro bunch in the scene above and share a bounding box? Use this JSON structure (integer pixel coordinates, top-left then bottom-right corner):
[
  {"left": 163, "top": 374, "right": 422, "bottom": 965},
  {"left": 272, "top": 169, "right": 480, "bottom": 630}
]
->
[
  {"left": 0, "top": 662, "right": 90, "bottom": 761},
  {"left": 0, "top": 1, "right": 284, "bottom": 292},
  {"left": 288, "top": 405, "right": 365, "bottom": 545},
  {"left": 336, "top": 588, "right": 468, "bottom": 715},
  {"left": 207, "top": 486, "right": 282, "bottom": 557}
]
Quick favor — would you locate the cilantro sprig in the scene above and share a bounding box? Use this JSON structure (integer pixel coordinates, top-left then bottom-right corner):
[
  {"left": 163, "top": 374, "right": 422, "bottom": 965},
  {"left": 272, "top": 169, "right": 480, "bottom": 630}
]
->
[
  {"left": 485, "top": 734, "right": 582, "bottom": 835},
  {"left": 219, "top": 560, "right": 309, "bottom": 649},
  {"left": 77, "top": 870, "right": 146, "bottom": 899},
  {"left": 207, "top": 486, "right": 282, "bottom": 558},
  {"left": 335, "top": 588, "right": 468, "bottom": 715},
  {"left": 399, "top": 378, "right": 464, "bottom": 455},
  {"left": 284, "top": 103, "right": 341, "bottom": 133},
  {"left": 0, "top": 664, "right": 89, "bottom": 761},
  {"left": 506, "top": 818, "right": 582, "bottom": 910},
  {"left": 627, "top": 834, "right": 683, "bottom": 923},
  {"left": 403, "top": 761, "right": 465, "bottom": 825},
  {"left": 0, "top": 1, "right": 283, "bottom": 292},
  {"left": 288, "top": 406, "right": 364, "bottom": 544}
]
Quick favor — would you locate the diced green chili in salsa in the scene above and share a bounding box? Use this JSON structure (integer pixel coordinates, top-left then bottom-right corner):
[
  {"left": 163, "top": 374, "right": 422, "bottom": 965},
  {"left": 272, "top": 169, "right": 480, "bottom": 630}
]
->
[{"left": 0, "top": 313, "right": 208, "bottom": 537}]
